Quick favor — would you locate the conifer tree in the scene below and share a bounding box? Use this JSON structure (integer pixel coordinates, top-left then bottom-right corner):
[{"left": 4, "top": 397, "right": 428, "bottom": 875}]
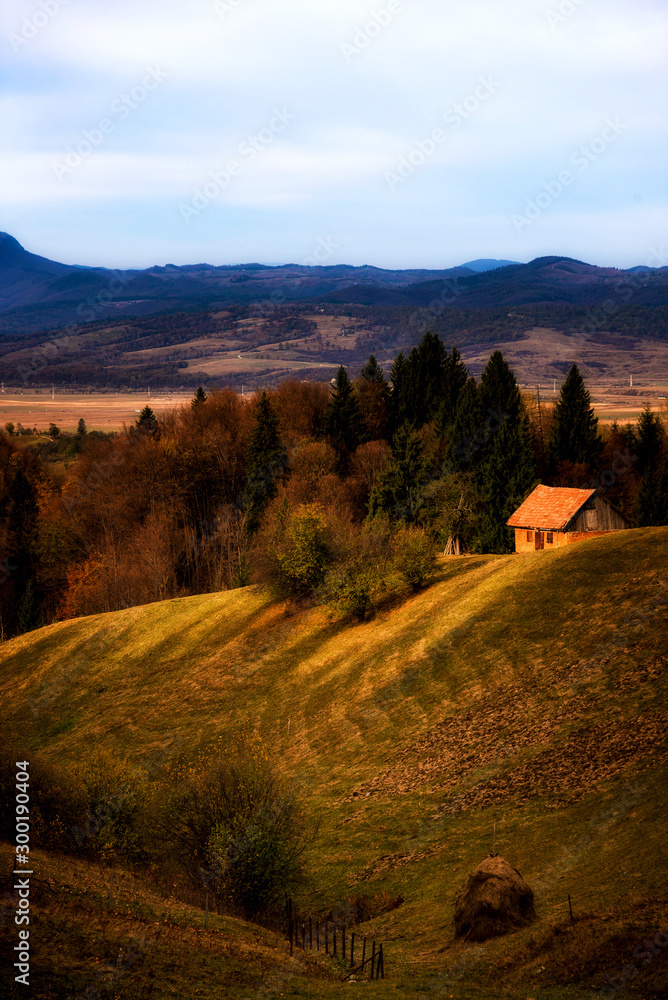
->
[
  {"left": 389, "top": 352, "right": 411, "bottom": 433},
  {"left": 136, "top": 405, "right": 158, "bottom": 436},
  {"left": 191, "top": 386, "right": 207, "bottom": 410},
  {"left": 357, "top": 355, "right": 390, "bottom": 441},
  {"left": 548, "top": 365, "right": 601, "bottom": 470},
  {"left": 475, "top": 352, "right": 536, "bottom": 553},
  {"left": 634, "top": 404, "right": 667, "bottom": 525},
  {"left": 635, "top": 403, "right": 664, "bottom": 476},
  {"left": 367, "top": 422, "right": 430, "bottom": 523},
  {"left": 325, "top": 366, "right": 362, "bottom": 466},
  {"left": 243, "top": 392, "right": 286, "bottom": 533}
]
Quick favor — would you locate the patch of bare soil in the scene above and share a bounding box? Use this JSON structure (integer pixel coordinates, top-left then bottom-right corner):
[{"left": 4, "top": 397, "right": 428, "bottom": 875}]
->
[{"left": 346, "top": 655, "right": 667, "bottom": 813}]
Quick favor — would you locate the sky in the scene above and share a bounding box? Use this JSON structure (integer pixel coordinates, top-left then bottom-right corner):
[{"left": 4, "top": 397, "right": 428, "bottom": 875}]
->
[{"left": 1, "top": 0, "right": 666, "bottom": 270}]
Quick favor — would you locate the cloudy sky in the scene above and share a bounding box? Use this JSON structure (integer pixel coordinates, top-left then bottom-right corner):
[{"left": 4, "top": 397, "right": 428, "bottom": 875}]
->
[{"left": 1, "top": 0, "right": 666, "bottom": 270}]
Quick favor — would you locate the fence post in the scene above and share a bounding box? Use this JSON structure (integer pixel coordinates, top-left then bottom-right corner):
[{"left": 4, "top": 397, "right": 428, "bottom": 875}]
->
[
  {"left": 325, "top": 921, "right": 329, "bottom": 955},
  {"left": 342, "top": 926, "right": 345, "bottom": 962},
  {"left": 380, "top": 943, "right": 385, "bottom": 979},
  {"left": 350, "top": 931, "right": 355, "bottom": 967},
  {"left": 361, "top": 937, "right": 366, "bottom": 972},
  {"left": 309, "top": 916, "right": 312, "bottom": 950},
  {"left": 316, "top": 920, "right": 320, "bottom": 951},
  {"left": 370, "top": 941, "right": 376, "bottom": 980},
  {"left": 376, "top": 945, "right": 382, "bottom": 979}
]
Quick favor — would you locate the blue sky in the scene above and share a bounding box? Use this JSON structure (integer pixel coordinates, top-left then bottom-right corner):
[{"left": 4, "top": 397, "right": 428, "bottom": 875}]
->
[{"left": 1, "top": 0, "right": 666, "bottom": 270}]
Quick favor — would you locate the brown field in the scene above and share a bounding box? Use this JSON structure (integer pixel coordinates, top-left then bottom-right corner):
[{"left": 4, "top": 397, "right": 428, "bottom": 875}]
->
[{"left": 0, "top": 391, "right": 193, "bottom": 433}]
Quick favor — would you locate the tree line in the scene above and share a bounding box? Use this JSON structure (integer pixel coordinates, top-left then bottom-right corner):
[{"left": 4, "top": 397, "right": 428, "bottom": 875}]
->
[{"left": 1, "top": 332, "right": 667, "bottom": 637}]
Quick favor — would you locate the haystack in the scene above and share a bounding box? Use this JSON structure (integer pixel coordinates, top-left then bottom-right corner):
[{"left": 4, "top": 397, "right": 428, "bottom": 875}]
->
[{"left": 453, "top": 855, "right": 536, "bottom": 942}]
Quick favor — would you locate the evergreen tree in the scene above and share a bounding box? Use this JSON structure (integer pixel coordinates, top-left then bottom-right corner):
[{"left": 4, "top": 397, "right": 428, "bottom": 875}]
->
[
  {"left": 191, "top": 386, "right": 207, "bottom": 410},
  {"left": 136, "top": 405, "right": 158, "bottom": 436},
  {"left": 409, "top": 332, "right": 448, "bottom": 427},
  {"left": 443, "top": 378, "right": 485, "bottom": 474},
  {"left": 357, "top": 355, "right": 390, "bottom": 441},
  {"left": 389, "top": 352, "right": 411, "bottom": 434},
  {"left": 325, "top": 366, "right": 362, "bottom": 466},
  {"left": 76, "top": 417, "right": 86, "bottom": 437},
  {"left": 635, "top": 403, "right": 664, "bottom": 476},
  {"left": 636, "top": 457, "right": 668, "bottom": 526},
  {"left": 438, "top": 347, "right": 469, "bottom": 428},
  {"left": 475, "top": 352, "right": 536, "bottom": 553},
  {"left": 367, "top": 422, "right": 430, "bottom": 523},
  {"left": 548, "top": 365, "right": 601, "bottom": 470},
  {"left": 243, "top": 392, "right": 286, "bottom": 533}
]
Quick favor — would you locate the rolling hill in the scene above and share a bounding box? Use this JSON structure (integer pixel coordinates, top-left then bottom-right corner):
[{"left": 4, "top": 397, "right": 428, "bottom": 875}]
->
[{"left": 1, "top": 528, "right": 667, "bottom": 997}]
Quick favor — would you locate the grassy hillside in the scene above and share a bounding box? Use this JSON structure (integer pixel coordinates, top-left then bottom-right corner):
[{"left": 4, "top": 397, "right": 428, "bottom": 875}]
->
[{"left": 1, "top": 527, "right": 667, "bottom": 998}]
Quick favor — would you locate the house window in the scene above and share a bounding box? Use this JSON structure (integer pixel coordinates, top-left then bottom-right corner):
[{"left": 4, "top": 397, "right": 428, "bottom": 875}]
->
[
  {"left": 546, "top": 532, "right": 554, "bottom": 544},
  {"left": 526, "top": 530, "right": 533, "bottom": 542}
]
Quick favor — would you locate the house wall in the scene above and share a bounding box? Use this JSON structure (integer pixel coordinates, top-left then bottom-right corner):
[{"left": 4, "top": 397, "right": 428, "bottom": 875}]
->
[
  {"left": 569, "top": 496, "right": 628, "bottom": 532},
  {"left": 514, "top": 527, "right": 623, "bottom": 552}
]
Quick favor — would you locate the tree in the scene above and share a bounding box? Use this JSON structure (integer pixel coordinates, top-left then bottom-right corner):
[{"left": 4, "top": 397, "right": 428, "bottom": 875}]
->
[
  {"left": 393, "top": 527, "right": 437, "bottom": 590},
  {"left": 48, "top": 423, "right": 60, "bottom": 439},
  {"left": 635, "top": 404, "right": 664, "bottom": 476},
  {"left": 356, "top": 355, "right": 390, "bottom": 441},
  {"left": 548, "top": 365, "right": 601, "bottom": 471},
  {"left": 191, "top": 386, "right": 207, "bottom": 410},
  {"left": 325, "top": 366, "right": 362, "bottom": 467},
  {"left": 367, "top": 423, "right": 430, "bottom": 523},
  {"left": 135, "top": 406, "right": 158, "bottom": 436},
  {"left": 243, "top": 392, "right": 286, "bottom": 534},
  {"left": 475, "top": 351, "right": 537, "bottom": 553},
  {"left": 76, "top": 418, "right": 86, "bottom": 437},
  {"left": 389, "top": 352, "right": 411, "bottom": 434}
]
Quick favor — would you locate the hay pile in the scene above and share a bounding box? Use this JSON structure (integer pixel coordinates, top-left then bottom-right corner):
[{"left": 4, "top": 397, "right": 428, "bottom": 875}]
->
[{"left": 453, "top": 855, "right": 536, "bottom": 942}]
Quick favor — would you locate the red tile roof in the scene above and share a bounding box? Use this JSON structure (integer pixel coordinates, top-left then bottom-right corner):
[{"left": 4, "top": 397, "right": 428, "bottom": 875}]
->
[{"left": 507, "top": 484, "right": 596, "bottom": 530}]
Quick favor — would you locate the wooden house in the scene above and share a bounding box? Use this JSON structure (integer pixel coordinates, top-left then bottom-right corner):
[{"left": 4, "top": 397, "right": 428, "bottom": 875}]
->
[{"left": 507, "top": 484, "right": 629, "bottom": 552}]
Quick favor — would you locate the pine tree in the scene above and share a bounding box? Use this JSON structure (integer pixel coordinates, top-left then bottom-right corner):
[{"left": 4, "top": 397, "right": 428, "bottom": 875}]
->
[
  {"left": 389, "top": 352, "right": 411, "bottom": 433},
  {"left": 443, "top": 378, "right": 485, "bottom": 475},
  {"left": 475, "top": 352, "right": 536, "bottom": 553},
  {"left": 136, "top": 405, "right": 158, "bottom": 436},
  {"left": 357, "top": 355, "right": 390, "bottom": 441},
  {"left": 325, "top": 366, "right": 362, "bottom": 466},
  {"left": 243, "top": 392, "right": 286, "bottom": 533},
  {"left": 76, "top": 417, "right": 86, "bottom": 437},
  {"left": 367, "top": 422, "right": 430, "bottom": 523},
  {"left": 635, "top": 403, "right": 664, "bottom": 476},
  {"left": 548, "top": 365, "right": 601, "bottom": 470},
  {"left": 191, "top": 386, "right": 207, "bottom": 410}
]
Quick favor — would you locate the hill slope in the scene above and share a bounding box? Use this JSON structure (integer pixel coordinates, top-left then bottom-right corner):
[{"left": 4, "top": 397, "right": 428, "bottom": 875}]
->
[{"left": 1, "top": 528, "right": 667, "bottom": 997}]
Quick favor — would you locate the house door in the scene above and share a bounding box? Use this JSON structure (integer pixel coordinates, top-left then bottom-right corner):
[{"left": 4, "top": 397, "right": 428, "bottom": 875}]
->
[{"left": 535, "top": 531, "right": 544, "bottom": 550}]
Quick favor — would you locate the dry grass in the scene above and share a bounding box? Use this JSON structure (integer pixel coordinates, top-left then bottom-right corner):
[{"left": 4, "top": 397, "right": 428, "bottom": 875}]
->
[{"left": 1, "top": 528, "right": 667, "bottom": 997}]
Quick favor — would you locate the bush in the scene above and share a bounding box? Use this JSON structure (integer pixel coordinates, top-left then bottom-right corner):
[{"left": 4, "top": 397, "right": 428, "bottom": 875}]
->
[
  {"left": 156, "top": 735, "right": 312, "bottom": 919},
  {"left": 254, "top": 501, "right": 332, "bottom": 599},
  {"left": 324, "top": 561, "right": 383, "bottom": 622},
  {"left": 393, "top": 527, "right": 437, "bottom": 591}
]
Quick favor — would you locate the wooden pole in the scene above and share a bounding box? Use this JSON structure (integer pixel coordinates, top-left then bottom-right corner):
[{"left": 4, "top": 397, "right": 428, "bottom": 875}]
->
[
  {"left": 370, "top": 941, "right": 376, "bottom": 980},
  {"left": 361, "top": 937, "right": 366, "bottom": 971},
  {"left": 376, "top": 945, "right": 382, "bottom": 979},
  {"left": 316, "top": 920, "right": 320, "bottom": 951},
  {"left": 333, "top": 926, "right": 337, "bottom": 958},
  {"left": 309, "top": 916, "right": 312, "bottom": 950},
  {"left": 350, "top": 932, "right": 355, "bottom": 967},
  {"left": 342, "top": 926, "right": 345, "bottom": 961},
  {"left": 568, "top": 894, "right": 574, "bottom": 922},
  {"left": 325, "top": 921, "right": 329, "bottom": 955},
  {"left": 380, "top": 943, "right": 385, "bottom": 979}
]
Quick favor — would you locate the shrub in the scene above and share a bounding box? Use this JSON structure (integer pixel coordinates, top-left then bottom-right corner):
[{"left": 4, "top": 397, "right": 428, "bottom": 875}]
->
[
  {"left": 393, "top": 527, "right": 437, "bottom": 591},
  {"left": 255, "top": 502, "right": 332, "bottom": 599},
  {"left": 156, "top": 735, "right": 312, "bottom": 919}
]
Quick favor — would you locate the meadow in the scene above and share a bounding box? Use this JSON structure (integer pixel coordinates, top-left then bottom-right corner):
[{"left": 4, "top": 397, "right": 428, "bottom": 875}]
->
[{"left": 1, "top": 528, "right": 666, "bottom": 998}]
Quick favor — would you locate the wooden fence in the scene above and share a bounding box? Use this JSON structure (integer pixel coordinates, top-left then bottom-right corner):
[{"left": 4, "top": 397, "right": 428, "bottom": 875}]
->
[{"left": 286, "top": 898, "right": 385, "bottom": 981}]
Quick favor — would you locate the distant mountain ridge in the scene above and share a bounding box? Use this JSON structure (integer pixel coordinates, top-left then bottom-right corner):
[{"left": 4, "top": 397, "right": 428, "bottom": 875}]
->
[{"left": 1, "top": 232, "right": 667, "bottom": 336}]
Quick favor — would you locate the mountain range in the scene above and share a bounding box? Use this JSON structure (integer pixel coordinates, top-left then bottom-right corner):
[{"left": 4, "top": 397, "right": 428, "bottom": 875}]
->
[{"left": 1, "top": 232, "right": 667, "bottom": 337}]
